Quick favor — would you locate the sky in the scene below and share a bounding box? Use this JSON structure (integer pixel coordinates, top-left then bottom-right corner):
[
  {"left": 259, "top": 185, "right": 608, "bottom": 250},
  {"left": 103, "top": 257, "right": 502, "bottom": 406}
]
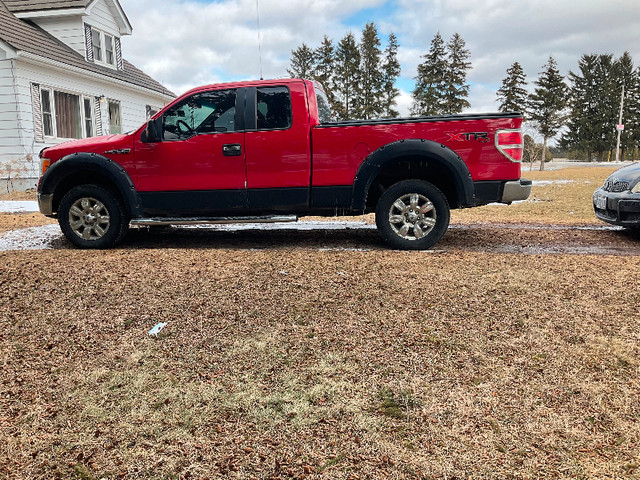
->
[{"left": 120, "top": 0, "right": 640, "bottom": 117}]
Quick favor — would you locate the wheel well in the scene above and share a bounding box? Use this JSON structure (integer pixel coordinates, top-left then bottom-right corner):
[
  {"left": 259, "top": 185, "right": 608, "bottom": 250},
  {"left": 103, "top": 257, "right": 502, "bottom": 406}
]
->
[
  {"left": 52, "top": 171, "right": 124, "bottom": 214},
  {"left": 365, "top": 156, "right": 460, "bottom": 212}
]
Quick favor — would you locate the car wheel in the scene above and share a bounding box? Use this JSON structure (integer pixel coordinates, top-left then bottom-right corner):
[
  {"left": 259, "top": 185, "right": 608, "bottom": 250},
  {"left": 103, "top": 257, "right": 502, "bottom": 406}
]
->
[
  {"left": 375, "top": 180, "right": 450, "bottom": 250},
  {"left": 58, "top": 185, "right": 129, "bottom": 249}
]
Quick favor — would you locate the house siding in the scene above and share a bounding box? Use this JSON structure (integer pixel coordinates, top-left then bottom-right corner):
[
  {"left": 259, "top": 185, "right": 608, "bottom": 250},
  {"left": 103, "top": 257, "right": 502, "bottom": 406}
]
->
[
  {"left": 0, "top": 58, "right": 33, "bottom": 186},
  {"left": 0, "top": 59, "right": 170, "bottom": 189},
  {"left": 31, "top": 17, "right": 85, "bottom": 56},
  {"left": 86, "top": 0, "right": 120, "bottom": 38}
]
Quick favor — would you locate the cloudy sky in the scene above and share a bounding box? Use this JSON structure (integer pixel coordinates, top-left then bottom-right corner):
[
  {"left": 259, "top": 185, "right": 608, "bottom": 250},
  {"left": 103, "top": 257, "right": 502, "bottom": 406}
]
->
[{"left": 120, "top": 0, "right": 640, "bottom": 116}]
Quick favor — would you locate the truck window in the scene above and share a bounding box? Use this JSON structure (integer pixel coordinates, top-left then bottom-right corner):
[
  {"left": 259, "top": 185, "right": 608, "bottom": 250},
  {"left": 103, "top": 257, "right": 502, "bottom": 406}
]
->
[
  {"left": 315, "top": 88, "right": 334, "bottom": 123},
  {"left": 256, "top": 87, "right": 292, "bottom": 130},
  {"left": 163, "top": 89, "right": 237, "bottom": 140}
]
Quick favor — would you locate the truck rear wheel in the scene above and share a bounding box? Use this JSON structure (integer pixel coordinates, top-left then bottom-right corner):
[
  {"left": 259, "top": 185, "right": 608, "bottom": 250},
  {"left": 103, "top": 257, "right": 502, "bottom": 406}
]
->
[
  {"left": 58, "top": 185, "right": 129, "bottom": 249},
  {"left": 375, "top": 180, "right": 450, "bottom": 250}
]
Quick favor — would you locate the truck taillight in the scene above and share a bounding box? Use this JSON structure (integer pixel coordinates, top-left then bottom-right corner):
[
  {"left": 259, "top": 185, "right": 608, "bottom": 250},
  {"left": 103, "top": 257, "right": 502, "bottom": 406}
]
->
[{"left": 496, "top": 129, "right": 523, "bottom": 163}]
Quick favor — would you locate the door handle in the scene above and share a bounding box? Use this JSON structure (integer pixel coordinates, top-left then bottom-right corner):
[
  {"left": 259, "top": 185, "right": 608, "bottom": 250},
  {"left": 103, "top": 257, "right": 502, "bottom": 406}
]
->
[{"left": 223, "top": 144, "right": 242, "bottom": 156}]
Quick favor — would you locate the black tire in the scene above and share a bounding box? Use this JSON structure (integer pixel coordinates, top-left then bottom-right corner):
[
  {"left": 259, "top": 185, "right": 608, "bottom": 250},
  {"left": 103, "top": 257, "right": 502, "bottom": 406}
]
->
[
  {"left": 58, "top": 185, "right": 129, "bottom": 249},
  {"left": 375, "top": 180, "right": 450, "bottom": 250}
]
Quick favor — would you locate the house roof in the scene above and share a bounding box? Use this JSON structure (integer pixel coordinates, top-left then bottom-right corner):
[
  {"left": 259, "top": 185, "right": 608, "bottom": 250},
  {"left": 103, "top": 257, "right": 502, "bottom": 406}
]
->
[
  {"left": 3, "top": 0, "right": 90, "bottom": 13},
  {"left": 0, "top": 1, "right": 174, "bottom": 98}
]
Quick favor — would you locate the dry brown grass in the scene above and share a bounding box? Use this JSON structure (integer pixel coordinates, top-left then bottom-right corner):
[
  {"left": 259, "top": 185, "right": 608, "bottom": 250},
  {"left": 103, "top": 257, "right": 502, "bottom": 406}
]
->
[
  {"left": 0, "top": 191, "right": 36, "bottom": 201},
  {"left": 1, "top": 249, "right": 639, "bottom": 479},
  {"left": 0, "top": 213, "right": 56, "bottom": 234},
  {"left": 1, "top": 163, "right": 639, "bottom": 479},
  {"left": 451, "top": 165, "right": 620, "bottom": 225}
]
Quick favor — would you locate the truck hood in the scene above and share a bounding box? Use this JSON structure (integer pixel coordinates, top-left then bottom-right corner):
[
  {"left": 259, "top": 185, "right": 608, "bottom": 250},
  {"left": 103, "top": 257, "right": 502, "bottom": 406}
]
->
[{"left": 44, "top": 134, "right": 133, "bottom": 160}]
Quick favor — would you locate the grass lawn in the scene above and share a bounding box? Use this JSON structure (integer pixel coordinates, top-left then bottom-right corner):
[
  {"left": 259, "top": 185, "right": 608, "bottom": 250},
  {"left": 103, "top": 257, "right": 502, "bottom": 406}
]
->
[{"left": 1, "top": 163, "right": 639, "bottom": 479}]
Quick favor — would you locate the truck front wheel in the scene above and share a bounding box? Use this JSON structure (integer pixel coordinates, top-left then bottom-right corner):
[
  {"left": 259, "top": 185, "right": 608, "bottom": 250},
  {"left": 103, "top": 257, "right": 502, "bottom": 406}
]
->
[
  {"left": 375, "top": 180, "right": 450, "bottom": 250},
  {"left": 58, "top": 185, "right": 129, "bottom": 249}
]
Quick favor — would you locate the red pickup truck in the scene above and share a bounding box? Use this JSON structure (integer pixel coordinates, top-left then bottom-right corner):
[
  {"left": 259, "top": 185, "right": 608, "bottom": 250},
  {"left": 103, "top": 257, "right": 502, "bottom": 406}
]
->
[{"left": 37, "top": 78, "right": 530, "bottom": 250}]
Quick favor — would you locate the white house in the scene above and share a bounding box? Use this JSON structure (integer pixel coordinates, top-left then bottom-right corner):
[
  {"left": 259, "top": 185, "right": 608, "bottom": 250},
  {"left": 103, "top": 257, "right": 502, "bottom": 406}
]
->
[{"left": 0, "top": 0, "right": 175, "bottom": 191}]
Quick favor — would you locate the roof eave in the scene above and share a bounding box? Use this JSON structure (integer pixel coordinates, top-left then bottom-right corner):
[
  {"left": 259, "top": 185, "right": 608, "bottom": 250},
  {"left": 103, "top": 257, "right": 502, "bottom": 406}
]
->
[
  {"left": 17, "top": 51, "right": 174, "bottom": 101},
  {"left": 14, "top": 8, "right": 87, "bottom": 20}
]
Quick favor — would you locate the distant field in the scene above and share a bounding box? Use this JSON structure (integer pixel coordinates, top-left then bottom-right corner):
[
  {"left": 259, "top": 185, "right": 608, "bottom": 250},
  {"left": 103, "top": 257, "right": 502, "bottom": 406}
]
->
[
  {"left": 451, "top": 163, "right": 621, "bottom": 225},
  {"left": 1, "top": 163, "right": 639, "bottom": 479}
]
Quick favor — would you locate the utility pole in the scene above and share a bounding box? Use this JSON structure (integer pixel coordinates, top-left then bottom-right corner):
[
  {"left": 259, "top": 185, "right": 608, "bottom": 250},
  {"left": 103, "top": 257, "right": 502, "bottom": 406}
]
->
[{"left": 615, "top": 83, "right": 625, "bottom": 162}]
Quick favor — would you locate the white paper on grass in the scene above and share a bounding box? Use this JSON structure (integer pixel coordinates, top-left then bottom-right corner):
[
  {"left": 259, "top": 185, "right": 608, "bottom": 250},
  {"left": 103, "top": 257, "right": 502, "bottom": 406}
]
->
[{"left": 148, "top": 323, "right": 167, "bottom": 336}]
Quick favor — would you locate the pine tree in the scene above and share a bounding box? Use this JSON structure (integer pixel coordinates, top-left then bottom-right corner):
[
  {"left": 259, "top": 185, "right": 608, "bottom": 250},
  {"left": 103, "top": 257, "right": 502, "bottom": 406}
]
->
[
  {"left": 411, "top": 32, "right": 447, "bottom": 116},
  {"left": 629, "top": 66, "right": 640, "bottom": 157},
  {"left": 496, "top": 62, "right": 528, "bottom": 118},
  {"left": 333, "top": 33, "right": 361, "bottom": 120},
  {"left": 528, "top": 56, "right": 568, "bottom": 170},
  {"left": 561, "top": 54, "right": 603, "bottom": 161},
  {"left": 443, "top": 33, "right": 471, "bottom": 114},
  {"left": 314, "top": 36, "right": 338, "bottom": 111},
  {"left": 381, "top": 32, "right": 401, "bottom": 118},
  {"left": 287, "top": 43, "right": 316, "bottom": 78},
  {"left": 561, "top": 54, "right": 632, "bottom": 161},
  {"left": 358, "top": 22, "right": 385, "bottom": 119}
]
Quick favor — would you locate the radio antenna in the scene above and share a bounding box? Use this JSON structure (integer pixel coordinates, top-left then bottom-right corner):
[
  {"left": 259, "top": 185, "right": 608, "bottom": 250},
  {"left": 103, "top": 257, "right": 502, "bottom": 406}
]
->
[{"left": 256, "top": 0, "right": 263, "bottom": 80}]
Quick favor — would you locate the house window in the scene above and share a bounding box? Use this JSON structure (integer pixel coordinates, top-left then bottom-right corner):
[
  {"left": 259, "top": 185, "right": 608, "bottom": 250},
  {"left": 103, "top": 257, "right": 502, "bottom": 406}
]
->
[
  {"left": 108, "top": 100, "right": 121, "bottom": 134},
  {"left": 90, "top": 27, "right": 116, "bottom": 67},
  {"left": 54, "top": 91, "right": 82, "bottom": 139},
  {"left": 105, "top": 34, "right": 114, "bottom": 65},
  {"left": 40, "top": 89, "right": 54, "bottom": 137},
  {"left": 92, "top": 29, "right": 102, "bottom": 62},
  {"left": 39, "top": 87, "right": 95, "bottom": 140},
  {"left": 83, "top": 98, "right": 94, "bottom": 138}
]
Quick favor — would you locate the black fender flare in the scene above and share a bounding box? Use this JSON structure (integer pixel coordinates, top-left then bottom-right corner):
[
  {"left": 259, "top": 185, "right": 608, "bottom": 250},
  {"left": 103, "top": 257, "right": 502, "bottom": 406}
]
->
[
  {"left": 351, "top": 139, "right": 476, "bottom": 210},
  {"left": 39, "top": 153, "right": 143, "bottom": 217}
]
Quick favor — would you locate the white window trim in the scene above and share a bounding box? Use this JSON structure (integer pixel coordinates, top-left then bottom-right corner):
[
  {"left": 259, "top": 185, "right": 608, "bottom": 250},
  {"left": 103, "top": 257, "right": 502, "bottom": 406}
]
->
[
  {"left": 40, "top": 86, "right": 97, "bottom": 141},
  {"left": 90, "top": 26, "right": 117, "bottom": 68}
]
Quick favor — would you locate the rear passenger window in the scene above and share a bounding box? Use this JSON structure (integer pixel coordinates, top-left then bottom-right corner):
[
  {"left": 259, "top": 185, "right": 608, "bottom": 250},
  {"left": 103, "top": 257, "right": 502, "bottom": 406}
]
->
[{"left": 256, "top": 87, "right": 292, "bottom": 130}]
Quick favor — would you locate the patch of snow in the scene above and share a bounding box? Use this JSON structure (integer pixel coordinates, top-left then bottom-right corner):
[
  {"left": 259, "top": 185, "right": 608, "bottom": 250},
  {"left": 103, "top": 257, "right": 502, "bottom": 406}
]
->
[
  {"left": 0, "top": 201, "right": 38, "bottom": 213},
  {"left": 318, "top": 247, "right": 373, "bottom": 252},
  {"left": 532, "top": 180, "right": 575, "bottom": 186},
  {"left": 0, "top": 224, "right": 62, "bottom": 251},
  {"left": 486, "top": 200, "right": 528, "bottom": 206},
  {"left": 450, "top": 223, "right": 624, "bottom": 231}
]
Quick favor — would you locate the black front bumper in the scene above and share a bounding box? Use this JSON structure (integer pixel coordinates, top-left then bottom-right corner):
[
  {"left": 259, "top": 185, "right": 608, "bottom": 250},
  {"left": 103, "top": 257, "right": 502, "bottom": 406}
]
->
[{"left": 593, "top": 188, "right": 640, "bottom": 226}]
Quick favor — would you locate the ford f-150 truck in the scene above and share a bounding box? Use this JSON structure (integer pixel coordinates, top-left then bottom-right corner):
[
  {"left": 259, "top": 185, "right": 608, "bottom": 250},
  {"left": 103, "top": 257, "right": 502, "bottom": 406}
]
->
[{"left": 37, "top": 78, "right": 531, "bottom": 250}]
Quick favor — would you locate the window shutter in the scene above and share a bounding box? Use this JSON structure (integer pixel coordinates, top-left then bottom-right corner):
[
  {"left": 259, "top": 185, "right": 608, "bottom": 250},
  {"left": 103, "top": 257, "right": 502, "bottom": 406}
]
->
[
  {"left": 94, "top": 97, "right": 103, "bottom": 135},
  {"left": 85, "top": 24, "right": 94, "bottom": 62},
  {"left": 115, "top": 37, "right": 123, "bottom": 70},
  {"left": 31, "top": 83, "right": 44, "bottom": 143}
]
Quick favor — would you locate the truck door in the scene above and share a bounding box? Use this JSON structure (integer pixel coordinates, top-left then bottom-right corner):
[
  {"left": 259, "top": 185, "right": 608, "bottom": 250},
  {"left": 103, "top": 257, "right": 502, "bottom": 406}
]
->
[
  {"left": 134, "top": 88, "right": 246, "bottom": 214},
  {"left": 244, "top": 83, "right": 311, "bottom": 210}
]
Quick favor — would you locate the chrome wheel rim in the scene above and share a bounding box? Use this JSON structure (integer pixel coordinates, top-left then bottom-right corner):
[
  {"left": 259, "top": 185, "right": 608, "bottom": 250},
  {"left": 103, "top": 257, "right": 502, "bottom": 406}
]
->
[
  {"left": 68, "top": 197, "right": 110, "bottom": 241},
  {"left": 388, "top": 193, "right": 436, "bottom": 241}
]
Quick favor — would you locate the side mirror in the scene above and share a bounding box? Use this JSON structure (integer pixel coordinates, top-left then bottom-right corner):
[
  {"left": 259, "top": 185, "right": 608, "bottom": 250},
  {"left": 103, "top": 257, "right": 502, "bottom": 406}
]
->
[{"left": 141, "top": 117, "right": 162, "bottom": 143}]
